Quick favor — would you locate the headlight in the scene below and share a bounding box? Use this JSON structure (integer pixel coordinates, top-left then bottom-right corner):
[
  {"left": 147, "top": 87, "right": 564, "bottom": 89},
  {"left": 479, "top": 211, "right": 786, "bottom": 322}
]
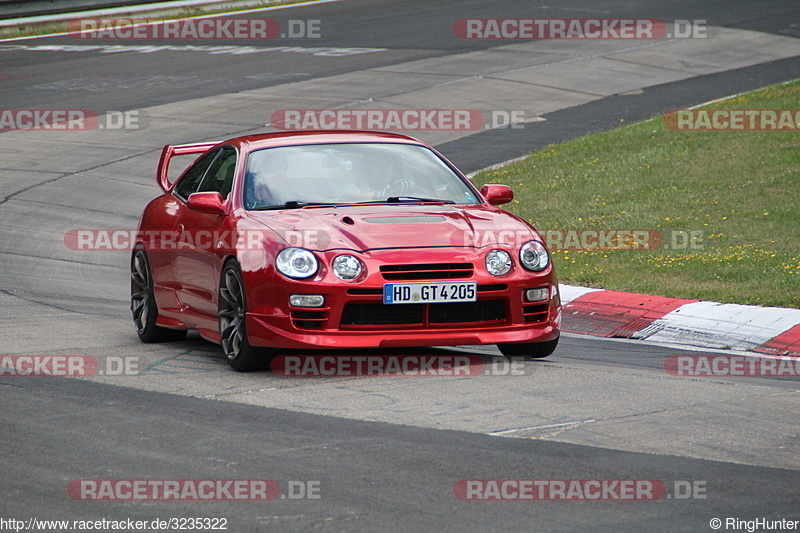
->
[
  {"left": 520, "top": 241, "right": 549, "bottom": 271},
  {"left": 276, "top": 247, "right": 318, "bottom": 279},
  {"left": 485, "top": 249, "right": 512, "bottom": 276},
  {"left": 332, "top": 254, "right": 363, "bottom": 281}
]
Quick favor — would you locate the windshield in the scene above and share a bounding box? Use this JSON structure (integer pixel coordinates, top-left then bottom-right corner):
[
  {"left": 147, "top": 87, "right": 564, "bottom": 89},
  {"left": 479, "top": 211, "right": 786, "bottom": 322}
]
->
[{"left": 243, "top": 143, "right": 480, "bottom": 210}]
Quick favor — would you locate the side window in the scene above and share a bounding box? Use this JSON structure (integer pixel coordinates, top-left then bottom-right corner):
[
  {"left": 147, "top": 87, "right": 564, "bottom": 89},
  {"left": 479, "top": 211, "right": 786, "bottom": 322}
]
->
[
  {"left": 197, "top": 146, "right": 236, "bottom": 200},
  {"left": 173, "top": 148, "right": 219, "bottom": 201}
]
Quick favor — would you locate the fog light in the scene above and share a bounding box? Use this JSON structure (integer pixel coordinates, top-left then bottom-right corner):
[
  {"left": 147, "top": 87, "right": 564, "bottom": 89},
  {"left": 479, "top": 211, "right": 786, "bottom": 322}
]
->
[
  {"left": 290, "top": 294, "right": 325, "bottom": 308},
  {"left": 525, "top": 287, "right": 549, "bottom": 302}
]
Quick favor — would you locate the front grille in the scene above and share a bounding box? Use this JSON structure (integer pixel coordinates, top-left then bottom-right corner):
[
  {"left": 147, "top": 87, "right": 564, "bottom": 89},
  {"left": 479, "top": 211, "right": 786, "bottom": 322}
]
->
[
  {"left": 523, "top": 303, "right": 549, "bottom": 323},
  {"left": 341, "top": 303, "right": 423, "bottom": 326},
  {"left": 347, "top": 288, "right": 384, "bottom": 296},
  {"left": 477, "top": 284, "right": 508, "bottom": 292},
  {"left": 340, "top": 300, "right": 506, "bottom": 327},
  {"left": 291, "top": 310, "right": 327, "bottom": 329},
  {"left": 380, "top": 263, "right": 473, "bottom": 281},
  {"left": 429, "top": 300, "right": 505, "bottom": 324}
]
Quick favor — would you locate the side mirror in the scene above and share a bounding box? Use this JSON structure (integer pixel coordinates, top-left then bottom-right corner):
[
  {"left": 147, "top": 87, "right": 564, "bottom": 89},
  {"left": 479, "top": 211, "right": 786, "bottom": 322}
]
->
[
  {"left": 480, "top": 184, "right": 514, "bottom": 205},
  {"left": 187, "top": 192, "right": 226, "bottom": 215}
]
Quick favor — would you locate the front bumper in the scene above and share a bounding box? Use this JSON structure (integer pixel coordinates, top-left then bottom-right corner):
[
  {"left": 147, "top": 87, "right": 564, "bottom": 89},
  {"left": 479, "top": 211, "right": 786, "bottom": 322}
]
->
[{"left": 244, "top": 248, "right": 561, "bottom": 350}]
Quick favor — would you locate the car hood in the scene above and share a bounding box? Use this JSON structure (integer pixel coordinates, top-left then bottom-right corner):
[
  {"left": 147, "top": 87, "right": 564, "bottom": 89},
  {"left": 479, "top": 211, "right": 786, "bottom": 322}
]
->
[{"left": 245, "top": 204, "right": 540, "bottom": 251}]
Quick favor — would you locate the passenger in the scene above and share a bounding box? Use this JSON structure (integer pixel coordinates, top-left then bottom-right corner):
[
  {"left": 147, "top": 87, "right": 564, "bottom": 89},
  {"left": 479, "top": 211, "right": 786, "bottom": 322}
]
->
[{"left": 247, "top": 152, "right": 289, "bottom": 208}]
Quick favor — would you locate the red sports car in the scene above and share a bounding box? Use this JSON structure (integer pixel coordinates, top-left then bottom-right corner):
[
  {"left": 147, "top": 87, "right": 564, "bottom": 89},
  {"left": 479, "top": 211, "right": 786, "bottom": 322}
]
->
[{"left": 131, "top": 131, "right": 561, "bottom": 371}]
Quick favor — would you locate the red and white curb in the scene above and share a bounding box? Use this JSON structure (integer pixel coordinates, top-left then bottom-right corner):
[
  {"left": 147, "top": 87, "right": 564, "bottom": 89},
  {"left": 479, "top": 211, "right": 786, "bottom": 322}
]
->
[{"left": 559, "top": 285, "right": 800, "bottom": 356}]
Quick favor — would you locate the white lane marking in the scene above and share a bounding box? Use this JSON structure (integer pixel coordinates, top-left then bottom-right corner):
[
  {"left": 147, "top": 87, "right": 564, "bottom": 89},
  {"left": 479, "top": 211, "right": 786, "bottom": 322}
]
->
[
  {"left": 4, "top": 44, "right": 385, "bottom": 56},
  {"left": 0, "top": 0, "right": 345, "bottom": 32},
  {"left": 490, "top": 419, "right": 596, "bottom": 438},
  {"left": 683, "top": 78, "right": 800, "bottom": 110}
]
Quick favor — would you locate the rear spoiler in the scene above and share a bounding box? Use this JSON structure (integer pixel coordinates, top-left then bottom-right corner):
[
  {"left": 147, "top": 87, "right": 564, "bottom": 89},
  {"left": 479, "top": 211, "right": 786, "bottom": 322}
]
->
[{"left": 157, "top": 141, "right": 219, "bottom": 192}]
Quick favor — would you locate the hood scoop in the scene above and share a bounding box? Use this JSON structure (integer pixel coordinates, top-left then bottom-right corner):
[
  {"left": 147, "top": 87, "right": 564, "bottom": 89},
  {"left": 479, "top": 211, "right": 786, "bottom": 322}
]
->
[{"left": 362, "top": 215, "right": 447, "bottom": 224}]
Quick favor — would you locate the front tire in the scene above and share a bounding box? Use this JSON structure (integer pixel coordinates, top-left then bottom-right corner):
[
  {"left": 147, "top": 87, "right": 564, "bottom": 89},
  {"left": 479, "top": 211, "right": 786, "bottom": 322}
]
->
[
  {"left": 130, "top": 248, "right": 187, "bottom": 343},
  {"left": 218, "top": 260, "right": 272, "bottom": 372},
  {"left": 498, "top": 335, "right": 559, "bottom": 360}
]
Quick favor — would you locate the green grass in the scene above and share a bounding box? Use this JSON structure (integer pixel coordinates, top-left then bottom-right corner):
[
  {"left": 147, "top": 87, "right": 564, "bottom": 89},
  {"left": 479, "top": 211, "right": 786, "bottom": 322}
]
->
[{"left": 471, "top": 80, "right": 800, "bottom": 308}]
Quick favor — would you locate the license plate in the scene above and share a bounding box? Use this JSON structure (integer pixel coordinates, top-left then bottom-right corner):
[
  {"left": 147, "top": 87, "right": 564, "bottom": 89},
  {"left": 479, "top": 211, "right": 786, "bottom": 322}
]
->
[{"left": 383, "top": 281, "right": 477, "bottom": 304}]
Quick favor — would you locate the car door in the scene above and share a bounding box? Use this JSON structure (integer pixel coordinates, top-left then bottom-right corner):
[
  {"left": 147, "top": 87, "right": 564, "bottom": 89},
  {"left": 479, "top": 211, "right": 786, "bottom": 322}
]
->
[
  {"left": 150, "top": 147, "right": 219, "bottom": 305},
  {"left": 171, "top": 146, "right": 237, "bottom": 318}
]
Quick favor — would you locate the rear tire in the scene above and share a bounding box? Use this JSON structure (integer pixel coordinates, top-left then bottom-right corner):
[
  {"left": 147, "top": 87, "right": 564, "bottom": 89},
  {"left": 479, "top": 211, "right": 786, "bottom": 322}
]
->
[
  {"left": 498, "top": 335, "right": 559, "bottom": 360},
  {"left": 218, "top": 260, "right": 273, "bottom": 372},
  {"left": 130, "top": 247, "right": 187, "bottom": 343}
]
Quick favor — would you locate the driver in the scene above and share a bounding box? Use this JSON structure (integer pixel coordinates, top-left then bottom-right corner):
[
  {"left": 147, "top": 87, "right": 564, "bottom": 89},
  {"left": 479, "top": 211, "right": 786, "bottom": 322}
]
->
[{"left": 362, "top": 151, "right": 413, "bottom": 200}]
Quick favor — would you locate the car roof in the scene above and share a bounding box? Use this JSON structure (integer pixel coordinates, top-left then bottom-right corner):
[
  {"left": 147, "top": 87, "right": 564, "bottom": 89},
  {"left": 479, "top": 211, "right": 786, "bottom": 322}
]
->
[{"left": 221, "top": 131, "right": 427, "bottom": 152}]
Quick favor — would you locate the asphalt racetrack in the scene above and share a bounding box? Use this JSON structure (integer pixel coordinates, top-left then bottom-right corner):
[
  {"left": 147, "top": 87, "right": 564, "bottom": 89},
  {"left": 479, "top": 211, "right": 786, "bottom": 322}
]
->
[{"left": 1, "top": 1, "right": 799, "bottom": 531}]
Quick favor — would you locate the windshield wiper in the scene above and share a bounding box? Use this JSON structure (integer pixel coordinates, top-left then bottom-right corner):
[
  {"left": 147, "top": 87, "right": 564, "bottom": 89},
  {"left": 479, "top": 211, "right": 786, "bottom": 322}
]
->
[
  {"left": 386, "top": 196, "right": 455, "bottom": 204},
  {"left": 283, "top": 200, "right": 342, "bottom": 208},
  {"left": 253, "top": 201, "right": 341, "bottom": 210}
]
